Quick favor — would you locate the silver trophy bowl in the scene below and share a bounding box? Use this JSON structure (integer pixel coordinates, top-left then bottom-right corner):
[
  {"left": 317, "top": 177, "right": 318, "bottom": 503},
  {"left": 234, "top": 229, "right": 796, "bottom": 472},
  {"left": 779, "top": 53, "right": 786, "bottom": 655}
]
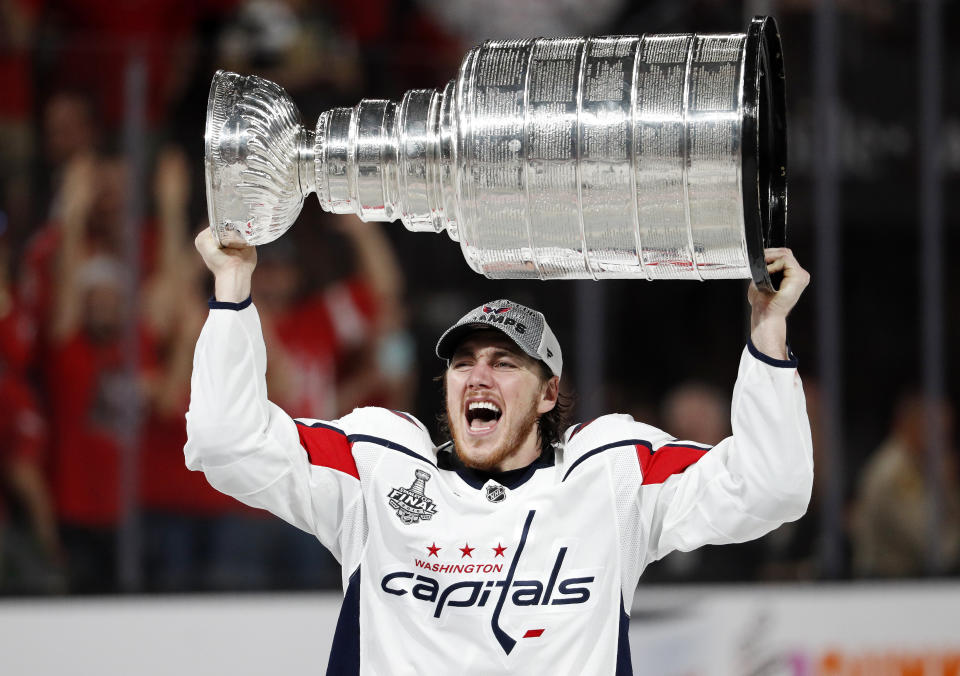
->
[{"left": 205, "top": 16, "right": 787, "bottom": 289}]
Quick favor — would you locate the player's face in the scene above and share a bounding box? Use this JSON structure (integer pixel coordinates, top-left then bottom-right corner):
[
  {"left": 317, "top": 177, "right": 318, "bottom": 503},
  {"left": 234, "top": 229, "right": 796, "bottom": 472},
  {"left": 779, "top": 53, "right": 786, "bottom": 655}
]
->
[{"left": 445, "top": 332, "right": 558, "bottom": 472}]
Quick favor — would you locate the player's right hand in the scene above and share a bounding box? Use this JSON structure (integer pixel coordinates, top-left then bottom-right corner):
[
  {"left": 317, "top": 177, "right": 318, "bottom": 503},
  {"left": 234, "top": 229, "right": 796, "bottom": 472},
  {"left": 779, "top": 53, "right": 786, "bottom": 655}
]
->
[{"left": 195, "top": 228, "right": 257, "bottom": 302}]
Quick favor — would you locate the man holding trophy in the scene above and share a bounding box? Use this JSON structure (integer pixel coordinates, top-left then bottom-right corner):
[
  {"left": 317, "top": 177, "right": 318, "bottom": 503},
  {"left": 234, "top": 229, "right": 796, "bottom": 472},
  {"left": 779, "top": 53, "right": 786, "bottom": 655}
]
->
[{"left": 186, "top": 17, "right": 814, "bottom": 675}]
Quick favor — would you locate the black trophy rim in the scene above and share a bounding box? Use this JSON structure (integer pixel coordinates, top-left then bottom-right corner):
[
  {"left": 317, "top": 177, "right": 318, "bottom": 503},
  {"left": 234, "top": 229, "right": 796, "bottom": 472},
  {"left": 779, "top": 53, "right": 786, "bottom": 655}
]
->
[{"left": 741, "top": 16, "right": 788, "bottom": 292}]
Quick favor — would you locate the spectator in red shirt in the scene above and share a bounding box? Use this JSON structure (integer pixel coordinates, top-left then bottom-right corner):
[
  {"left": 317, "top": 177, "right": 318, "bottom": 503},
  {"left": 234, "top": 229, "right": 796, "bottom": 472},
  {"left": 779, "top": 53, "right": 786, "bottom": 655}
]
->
[
  {"left": 45, "top": 253, "right": 144, "bottom": 593},
  {"left": 137, "top": 148, "right": 258, "bottom": 591},
  {"left": 38, "top": 151, "right": 157, "bottom": 593},
  {"left": 0, "top": 370, "right": 61, "bottom": 592},
  {"left": 19, "top": 150, "right": 135, "bottom": 370},
  {"left": 0, "top": 224, "right": 62, "bottom": 590}
]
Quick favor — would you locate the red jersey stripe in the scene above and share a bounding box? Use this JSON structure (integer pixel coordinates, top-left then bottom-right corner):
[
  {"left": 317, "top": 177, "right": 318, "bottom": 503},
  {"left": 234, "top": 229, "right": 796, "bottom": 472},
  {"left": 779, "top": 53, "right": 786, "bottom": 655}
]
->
[
  {"left": 389, "top": 410, "right": 420, "bottom": 428},
  {"left": 296, "top": 422, "right": 360, "bottom": 480},
  {"left": 636, "top": 442, "right": 709, "bottom": 485},
  {"left": 569, "top": 418, "right": 597, "bottom": 440}
]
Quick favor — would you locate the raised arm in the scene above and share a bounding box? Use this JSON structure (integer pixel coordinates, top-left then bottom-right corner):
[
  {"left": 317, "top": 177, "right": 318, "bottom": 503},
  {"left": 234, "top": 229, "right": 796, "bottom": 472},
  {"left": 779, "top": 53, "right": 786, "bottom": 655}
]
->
[
  {"left": 184, "top": 231, "right": 364, "bottom": 567},
  {"left": 633, "top": 249, "right": 814, "bottom": 576},
  {"left": 49, "top": 156, "right": 96, "bottom": 344}
]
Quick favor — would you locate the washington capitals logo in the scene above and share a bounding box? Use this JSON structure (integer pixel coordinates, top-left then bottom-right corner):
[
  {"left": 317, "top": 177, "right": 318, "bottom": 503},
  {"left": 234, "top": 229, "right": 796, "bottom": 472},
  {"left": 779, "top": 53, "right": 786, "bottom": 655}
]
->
[
  {"left": 379, "top": 510, "right": 595, "bottom": 655},
  {"left": 387, "top": 470, "right": 438, "bottom": 525}
]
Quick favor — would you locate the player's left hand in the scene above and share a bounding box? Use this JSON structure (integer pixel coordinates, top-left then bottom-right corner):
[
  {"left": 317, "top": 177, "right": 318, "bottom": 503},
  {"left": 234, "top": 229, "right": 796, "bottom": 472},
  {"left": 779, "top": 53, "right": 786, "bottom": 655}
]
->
[
  {"left": 747, "top": 248, "right": 809, "bottom": 360},
  {"left": 747, "top": 248, "right": 810, "bottom": 320}
]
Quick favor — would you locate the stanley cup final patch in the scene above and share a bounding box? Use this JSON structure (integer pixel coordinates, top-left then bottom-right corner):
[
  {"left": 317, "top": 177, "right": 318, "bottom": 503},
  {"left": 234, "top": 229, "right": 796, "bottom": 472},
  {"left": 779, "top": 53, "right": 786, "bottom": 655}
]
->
[{"left": 388, "top": 470, "right": 439, "bottom": 524}]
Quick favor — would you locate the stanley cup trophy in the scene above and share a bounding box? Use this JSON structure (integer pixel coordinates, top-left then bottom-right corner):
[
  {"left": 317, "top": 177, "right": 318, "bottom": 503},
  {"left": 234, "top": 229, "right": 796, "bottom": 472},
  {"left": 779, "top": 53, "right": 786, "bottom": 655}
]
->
[{"left": 205, "top": 16, "right": 787, "bottom": 290}]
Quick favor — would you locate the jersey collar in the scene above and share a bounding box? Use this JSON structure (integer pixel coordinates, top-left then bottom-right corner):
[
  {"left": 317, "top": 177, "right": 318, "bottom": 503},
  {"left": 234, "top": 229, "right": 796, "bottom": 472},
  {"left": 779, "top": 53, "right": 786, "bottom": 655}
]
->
[{"left": 436, "top": 442, "right": 555, "bottom": 491}]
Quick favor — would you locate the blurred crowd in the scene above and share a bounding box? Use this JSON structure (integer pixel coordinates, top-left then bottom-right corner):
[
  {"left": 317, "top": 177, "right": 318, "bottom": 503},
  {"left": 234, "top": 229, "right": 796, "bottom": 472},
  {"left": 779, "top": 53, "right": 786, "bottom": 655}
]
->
[
  {"left": 0, "top": 0, "right": 444, "bottom": 594},
  {"left": 0, "top": 0, "right": 958, "bottom": 595},
  {"left": 0, "top": 111, "right": 420, "bottom": 594}
]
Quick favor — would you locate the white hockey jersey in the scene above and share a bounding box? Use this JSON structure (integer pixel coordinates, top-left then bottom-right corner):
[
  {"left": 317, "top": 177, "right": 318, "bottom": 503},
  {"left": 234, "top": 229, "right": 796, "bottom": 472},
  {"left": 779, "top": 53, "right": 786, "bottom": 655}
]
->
[{"left": 185, "top": 300, "right": 814, "bottom": 675}]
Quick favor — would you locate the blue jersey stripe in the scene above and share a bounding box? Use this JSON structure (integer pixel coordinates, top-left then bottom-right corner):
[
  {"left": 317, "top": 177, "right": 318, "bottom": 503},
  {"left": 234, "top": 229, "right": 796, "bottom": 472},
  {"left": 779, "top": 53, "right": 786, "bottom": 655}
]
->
[
  {"left": 562, "top": 439, "right": 651, "bottom": 481},
  {"left": 326, "top": 567, "right": 361, "bottom": 675},
  {"left": 346, "top": 434, "right": 437, "bottom": 468},
  {"left": 617, "top": 598, "right": 633, "bottom": 675},
  {"left": 207, "top": 294, "right": 253, "bottom": 311},
  {"left": 295, "top": 420, "right": 347, "bottom": 436}
]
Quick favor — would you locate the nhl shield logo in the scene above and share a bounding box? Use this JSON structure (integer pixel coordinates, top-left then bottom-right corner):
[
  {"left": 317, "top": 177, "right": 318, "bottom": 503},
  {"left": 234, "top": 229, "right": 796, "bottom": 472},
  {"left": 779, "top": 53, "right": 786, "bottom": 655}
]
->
[
  {"left": 387, "top": 469, "right": 439, "bottom": 524},
  {"left": 485, "top": 483, "right": 506, "bottom": 503}
]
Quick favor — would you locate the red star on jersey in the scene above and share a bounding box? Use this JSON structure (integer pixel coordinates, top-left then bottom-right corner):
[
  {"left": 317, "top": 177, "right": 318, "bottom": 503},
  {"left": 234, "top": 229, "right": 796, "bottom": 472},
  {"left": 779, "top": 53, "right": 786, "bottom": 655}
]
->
[
  {"left": 493, "top": 543, "right": 508, "bottom": 557},
  {"left": 426, "top": 543, "right": 441, "bottom": 557},
  {"left": 459, "top": 543, "right": 475, "bottom": 558}
]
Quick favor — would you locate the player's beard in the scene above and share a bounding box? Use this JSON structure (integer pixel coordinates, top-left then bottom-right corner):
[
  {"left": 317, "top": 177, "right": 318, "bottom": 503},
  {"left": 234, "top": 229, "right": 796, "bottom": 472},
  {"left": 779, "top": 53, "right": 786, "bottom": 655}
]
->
[{"left": 449, "top": 395, "right": 541, "bottom": 472}]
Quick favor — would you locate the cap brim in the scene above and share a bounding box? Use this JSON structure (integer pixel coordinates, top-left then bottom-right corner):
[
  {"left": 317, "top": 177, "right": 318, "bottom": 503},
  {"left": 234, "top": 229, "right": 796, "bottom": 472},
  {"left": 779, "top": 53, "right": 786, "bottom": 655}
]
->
[{"left": 435, "top": 322, "right": 505, "bottom": 361}]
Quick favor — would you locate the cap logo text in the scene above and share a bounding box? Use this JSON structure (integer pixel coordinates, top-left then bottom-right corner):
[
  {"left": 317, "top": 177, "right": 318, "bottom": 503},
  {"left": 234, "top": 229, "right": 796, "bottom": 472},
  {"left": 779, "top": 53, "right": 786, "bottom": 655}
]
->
[{"left": 472, "top": 313, "right": 527, "bottom": 335}]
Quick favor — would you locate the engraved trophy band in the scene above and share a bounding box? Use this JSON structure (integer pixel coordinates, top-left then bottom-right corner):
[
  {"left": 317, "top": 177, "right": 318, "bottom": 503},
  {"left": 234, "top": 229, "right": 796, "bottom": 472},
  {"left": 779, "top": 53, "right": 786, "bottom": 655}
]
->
[{"left": 205, "top": 16, "right": 787, "bottom": 289}]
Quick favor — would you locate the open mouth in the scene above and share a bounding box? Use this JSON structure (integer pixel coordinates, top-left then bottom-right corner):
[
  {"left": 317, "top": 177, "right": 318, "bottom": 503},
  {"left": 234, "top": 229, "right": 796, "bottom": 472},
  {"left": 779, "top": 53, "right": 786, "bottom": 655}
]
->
[{"left": 465, "top": 401, "right": 502, "bottom": 434}]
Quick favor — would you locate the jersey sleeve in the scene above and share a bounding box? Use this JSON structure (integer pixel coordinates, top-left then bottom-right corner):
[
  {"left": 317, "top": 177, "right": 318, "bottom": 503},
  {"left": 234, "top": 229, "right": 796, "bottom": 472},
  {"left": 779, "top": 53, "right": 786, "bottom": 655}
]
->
[
  {"left": 184, "top": 299, "right": 366, "bottom": 574},
  {"left": 627, "top": 343, "right": 814, "bottom": 587}
]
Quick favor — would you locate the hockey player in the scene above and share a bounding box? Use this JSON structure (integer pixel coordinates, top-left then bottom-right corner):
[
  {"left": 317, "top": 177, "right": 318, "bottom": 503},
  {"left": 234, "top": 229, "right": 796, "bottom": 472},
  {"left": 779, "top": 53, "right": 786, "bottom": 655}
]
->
[{"left": 186, "top": 229, "right": 813, "bottom": 675}]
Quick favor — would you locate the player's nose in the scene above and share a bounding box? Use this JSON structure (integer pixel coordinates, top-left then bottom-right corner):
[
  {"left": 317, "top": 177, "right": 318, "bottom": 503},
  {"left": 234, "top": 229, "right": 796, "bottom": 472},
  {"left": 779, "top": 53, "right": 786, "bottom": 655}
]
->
[{"left": 466, "top": 361, "right": 493, "bottom": 389}]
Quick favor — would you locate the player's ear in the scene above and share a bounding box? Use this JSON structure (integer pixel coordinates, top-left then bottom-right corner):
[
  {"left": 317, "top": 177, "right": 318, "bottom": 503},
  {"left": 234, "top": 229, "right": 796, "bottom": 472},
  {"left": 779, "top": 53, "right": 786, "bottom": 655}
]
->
[{"left": 537, "top": 375, "right": 560, "bottom": 414}]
